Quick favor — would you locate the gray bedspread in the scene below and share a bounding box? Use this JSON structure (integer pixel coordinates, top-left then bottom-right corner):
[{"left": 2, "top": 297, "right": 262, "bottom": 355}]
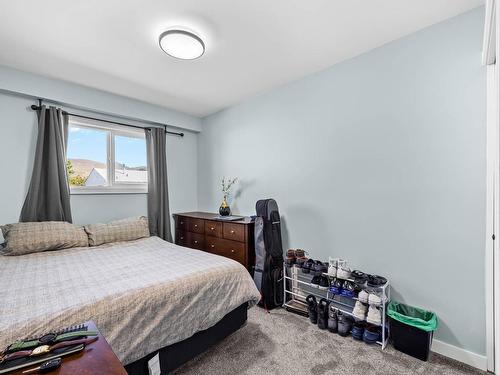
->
[{"left": 0, "top": 236, "right": 261, "bottom": 365}]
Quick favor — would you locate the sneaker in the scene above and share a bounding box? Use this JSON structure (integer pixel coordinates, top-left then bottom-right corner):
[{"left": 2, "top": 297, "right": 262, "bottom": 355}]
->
[
  {"left": 318, "top": 275, "right": 330, "bottom": 290},
  {"left": 366, "top": 306, "right": 382, "bottom": 325},
  {"left": 313, "top": 261, "right": 328, "bottom": 276},
  {"left": 352, "top": 321, "right": 366, "bottom": 340},
  {"left": 368, "top": 293, "right": 382, "bottom": 307},
  {"left": 340, "top": 281, "right": 355, "bottom": 298},
  {"left": 302, "top": 259, "right": 314, "bottom": 274},
  {"left": 285, "top": 249, "right": 296, "bottom": 266},
  {"left": 358, "top": 290, "right": 369, "bottom": 304},
  {"left": 306, "top": 295, "right": 318, "bottom": 324},
  {"left": 311, "top": 275, "right": 321, "bottom": 286},
  {"left": 337, "top": 312, "right": 353, "bottom": 337},
  {"left": 327, "top": 306, "right": 338, "bottom": 333},
  {"left": 337, "top": 266, "right": 352, "bottom": 280},
  {"left": 329, "top": 278, "right": 343, "bottom": 295},
  {"left": 327, "top": 258, "right": 339, "bottom": 277},
  {"left": 367, "top": 275, "right": 387, "bottom": 288},
  {"left": 351, "top": 270, "right": 368, "bottom": 287},
  {"left": 317, "top": 298, "right": 329, "bottom": 330},
  {"left": 352, "top": 301, "right": 368, "bottom": 320},
  {"left": 363, "top": 325, "right": 381, "bottom": 344}
]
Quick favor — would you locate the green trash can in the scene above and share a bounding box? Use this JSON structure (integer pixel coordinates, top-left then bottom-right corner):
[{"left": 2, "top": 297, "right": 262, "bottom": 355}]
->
[{"left": 387, "top": 301, "right": 438, "bottom": 361}]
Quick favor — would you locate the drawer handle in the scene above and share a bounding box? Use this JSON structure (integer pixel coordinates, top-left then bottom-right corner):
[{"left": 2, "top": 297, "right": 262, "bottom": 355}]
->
[
  {"left": 180, "top": 236, "right": 184, "bottom": 240},
  {"left": 180, "top": 221, "right": 184, "bottom": 225},
  {"left": 210, "top": 227, "right": 215, "bottom": 230},
  {"left": 194, "top": 224, "right": 198, "bottom": 228},
  {"left": 194, "top": 240, "right": 198, "bottom": 244},
  {"left": 230, "top": 230, "right": 235, "bottom": 234},
  {"left": 231, "top": 249, "right": 235, "bottom": 253},
  {"left": 211, "top": 244, "right": 215, "bottom": 248}
]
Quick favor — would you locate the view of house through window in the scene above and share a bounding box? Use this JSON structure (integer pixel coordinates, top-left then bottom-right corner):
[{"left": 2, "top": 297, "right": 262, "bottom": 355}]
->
[{"left": 67, "top": 117, "right": 148, "bottom": 192}]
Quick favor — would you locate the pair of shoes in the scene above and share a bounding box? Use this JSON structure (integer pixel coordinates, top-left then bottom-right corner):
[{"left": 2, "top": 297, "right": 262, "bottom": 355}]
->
[
  {"left": 306, "top": 295, "right": 318, "bottom": 324},
  {"left": 327, "top": 258, "right": 346, "bottom": 277},
  {"left": 311, "top": 275, "right": 330, "bottom": 290},
  {"left": 366, "top": 306, "right": 382, "bottom": 325},
  {"left": 352, "top": 301, "right": 368, "bottom": 320},
  {"left": 286, "top": 249, "right": 308, "bottom": 266},
  {"left": 352, "top": 321, "right": 366, "bottom": 340},
  {"left": 337, "top": 311, "right": 353, "bottom": 337},
  {"left": 363, "top": 325, "right": 381, "bottom": 344},
  {"left": 317, "top": 298, "right": 329, "bottom": 330},
  {"left": 329, "top": 279, "right": 355, "bottom": 298},
  {"left": 358, "top": 290, "right": 383, "bottom": 306},
  {"left": 327, "top": 305, "right": 338, "bottom": 333}
]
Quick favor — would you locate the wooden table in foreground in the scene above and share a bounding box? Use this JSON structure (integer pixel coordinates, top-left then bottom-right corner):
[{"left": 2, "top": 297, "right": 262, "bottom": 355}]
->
[{"left": 8, "top": 321, "right": 127, "bottom": 375}]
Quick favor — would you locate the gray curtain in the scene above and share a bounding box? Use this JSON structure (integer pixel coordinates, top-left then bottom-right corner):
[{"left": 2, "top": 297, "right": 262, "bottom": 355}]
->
[
  {"left": 20, "top": 105, "right": 72, "bottom": 223},
  {"left": 146, "top": 127, "right": 172, "bottom": 241}
]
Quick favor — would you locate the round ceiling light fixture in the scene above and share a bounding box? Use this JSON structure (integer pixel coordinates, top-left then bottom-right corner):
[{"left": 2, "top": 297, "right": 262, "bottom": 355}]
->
[{"left": 159, "top": 29, "right": 205, "bottom": 60}]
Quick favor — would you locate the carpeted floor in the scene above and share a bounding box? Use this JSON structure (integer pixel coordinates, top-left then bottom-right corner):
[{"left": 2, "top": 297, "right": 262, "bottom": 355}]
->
[{"left": 174, "top": 307, "right": 484, "bottom": 375}]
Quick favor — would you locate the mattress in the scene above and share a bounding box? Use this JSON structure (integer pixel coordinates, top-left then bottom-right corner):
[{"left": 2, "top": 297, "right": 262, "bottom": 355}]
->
[{"left": 0, "top": 236, "right": 261, "bottom": 365}]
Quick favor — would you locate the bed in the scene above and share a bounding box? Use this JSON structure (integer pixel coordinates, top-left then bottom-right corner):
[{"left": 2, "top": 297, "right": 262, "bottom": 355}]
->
[{"left": 0, "top": 236, "right": 261, "bottom": 372}]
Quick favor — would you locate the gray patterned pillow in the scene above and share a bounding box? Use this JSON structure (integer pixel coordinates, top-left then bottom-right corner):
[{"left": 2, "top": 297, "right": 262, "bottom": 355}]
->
[
  {"left": 84, "top": 216, "right": 150, "bottom": 246},
  {"left": 0, "top": 221, "right": 89, "bottom": 256}
]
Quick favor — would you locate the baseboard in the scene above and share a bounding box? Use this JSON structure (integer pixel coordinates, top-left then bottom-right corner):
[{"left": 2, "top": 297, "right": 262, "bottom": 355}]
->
[{"left": 431, "top": 339, "right": 487, "bottom": 371}]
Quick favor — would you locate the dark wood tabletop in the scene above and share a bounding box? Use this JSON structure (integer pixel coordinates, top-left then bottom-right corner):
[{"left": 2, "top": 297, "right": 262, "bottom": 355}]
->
[{"left": 8, "top": 321, "right": 127, "bottom": 375}]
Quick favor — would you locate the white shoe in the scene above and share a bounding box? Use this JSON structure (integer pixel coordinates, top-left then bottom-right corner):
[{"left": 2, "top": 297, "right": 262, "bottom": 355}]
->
[
  {"left": 358, "top": 290, "right": 369, "bottom": 304},
  {"left": 366, "top": 306, "right": 382, "bottom": 325},
  {"left": 337, "top": 266, "right": 351, "bottom": 280},
  {"left": 352, "top": 301, "right": 367, "bottom": 320},
  {"left": 368, "top": 293, "right": 382, "bottom": 307}
]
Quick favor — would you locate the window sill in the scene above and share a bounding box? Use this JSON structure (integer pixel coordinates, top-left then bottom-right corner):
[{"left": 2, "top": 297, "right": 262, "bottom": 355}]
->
[{"left": 70, "top": 188, "right": 148, "bottom": 195}]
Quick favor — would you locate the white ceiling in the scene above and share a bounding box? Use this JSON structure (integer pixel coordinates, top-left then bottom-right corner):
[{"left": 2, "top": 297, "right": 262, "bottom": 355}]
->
[{"left": 0, "top": 0, "right": 484, "bottom": 117}]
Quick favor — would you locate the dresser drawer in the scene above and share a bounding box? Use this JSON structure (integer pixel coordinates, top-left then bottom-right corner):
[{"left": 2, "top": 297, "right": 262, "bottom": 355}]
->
[
  {"left": 188, "top": 232, "right": 205, "bottom": 250},
  {"left": 205, "top": 238, "right": 245, "bottom": 265},
  {"left": 175, "top": 230, "right": 188, "bottom": 247},
  {"left": 189, "top": 218, "right": 205, "bottom": 234},
  {"left": 205, "top": 220, "right": 222, "bottom": 238},
  {"left": 223, "top": 223, "right": 245, "bottom": 242},
  {"left": 176, "top": 216, "right": 189, "bottom": 231}
]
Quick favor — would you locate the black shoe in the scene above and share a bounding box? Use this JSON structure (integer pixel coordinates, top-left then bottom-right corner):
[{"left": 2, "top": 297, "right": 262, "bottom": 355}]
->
[
  {"left": 306, "top": 295, "right": 318, "bottom": 324},
  {"left": 302, "top": 259, "right": 315, "bottom": 274},
  {"left": 337, "top": 312, "right": 353, "bottom": 337},
  {"left": 318, "top": 275, "right": 330, "bottom": 290},
  {"left": 317, "top": 298, "right": 329, "bottom": 330},
  {"left": 311, "top": 275, "right": 321, "bottom": 286},
  {"left": 313, "top": 261, "right": 328, "bottom": 276},
  {"left": 327, "top": 305, "right": 338, "bottom": 333}
]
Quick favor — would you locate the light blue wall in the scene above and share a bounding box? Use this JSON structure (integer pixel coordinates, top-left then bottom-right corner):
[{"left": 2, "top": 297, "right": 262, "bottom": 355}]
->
[
  {"left": 199, "top": 8, "right": 486, "bottom": 355},
  {"left": 0, "top": 68, "right": 200, "bottom": 226}
]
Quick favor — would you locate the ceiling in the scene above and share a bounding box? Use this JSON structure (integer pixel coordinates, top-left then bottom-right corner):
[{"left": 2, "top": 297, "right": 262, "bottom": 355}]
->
[{"left": 0, "top": 0, "right": 484, "bottom": 117}]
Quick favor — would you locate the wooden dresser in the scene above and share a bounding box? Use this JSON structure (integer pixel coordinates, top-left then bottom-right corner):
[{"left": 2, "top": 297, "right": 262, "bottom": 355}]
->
[{"left": 173, "top": 212, "right": 255, "bottom": 271}]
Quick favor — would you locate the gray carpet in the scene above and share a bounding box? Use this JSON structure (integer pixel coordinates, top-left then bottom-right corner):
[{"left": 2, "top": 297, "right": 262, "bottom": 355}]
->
[{"left": 174, "top": 307, "right": 484, "bottom": 375}]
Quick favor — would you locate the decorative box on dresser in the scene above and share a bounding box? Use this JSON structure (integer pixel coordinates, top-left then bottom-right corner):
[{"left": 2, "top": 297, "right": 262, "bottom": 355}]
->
[{"left": 173, "top": 212, "right": 255, "bottom": 271}]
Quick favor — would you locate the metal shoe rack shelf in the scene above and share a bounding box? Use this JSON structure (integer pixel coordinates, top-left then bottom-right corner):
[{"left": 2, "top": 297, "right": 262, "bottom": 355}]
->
[{"left": 282, "top": 263, "right": 390, "bottom": 349}]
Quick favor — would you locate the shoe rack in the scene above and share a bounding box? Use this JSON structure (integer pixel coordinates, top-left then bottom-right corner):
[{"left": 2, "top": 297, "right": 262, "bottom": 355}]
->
[{"left": 282, "top": 262, "right": 391, "bottom": 350}]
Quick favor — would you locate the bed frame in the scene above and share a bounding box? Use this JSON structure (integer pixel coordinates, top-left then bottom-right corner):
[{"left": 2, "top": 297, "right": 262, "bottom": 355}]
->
[{"left": 124, "top": 303, "right": 248, "bottom": 374}]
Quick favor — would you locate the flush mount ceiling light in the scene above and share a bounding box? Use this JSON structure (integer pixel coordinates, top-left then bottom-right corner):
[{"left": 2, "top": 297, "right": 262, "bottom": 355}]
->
[{"left": 159, "top": 29, "right": 205, "bottom": 60}]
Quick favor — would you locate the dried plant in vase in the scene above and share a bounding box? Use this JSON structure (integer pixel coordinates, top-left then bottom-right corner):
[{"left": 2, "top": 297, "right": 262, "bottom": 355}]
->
[{"left": 219, "top": 177, "right": 238, "bottom": 216}]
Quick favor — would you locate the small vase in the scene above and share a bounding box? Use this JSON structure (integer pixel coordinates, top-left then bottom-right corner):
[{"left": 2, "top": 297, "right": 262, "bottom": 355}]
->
[{"left": 219, "top": 197, "right": 231, "bottom": 216}]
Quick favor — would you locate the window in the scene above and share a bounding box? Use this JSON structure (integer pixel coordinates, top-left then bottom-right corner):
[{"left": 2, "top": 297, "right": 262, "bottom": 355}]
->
[{"left": 67, "top": 116, "right": 148, "bottom": 193}]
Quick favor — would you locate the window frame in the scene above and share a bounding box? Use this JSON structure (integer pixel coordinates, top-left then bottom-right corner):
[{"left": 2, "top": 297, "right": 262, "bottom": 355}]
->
[{"left": 68, "top": 116, "right": 148, "bottom": 195}]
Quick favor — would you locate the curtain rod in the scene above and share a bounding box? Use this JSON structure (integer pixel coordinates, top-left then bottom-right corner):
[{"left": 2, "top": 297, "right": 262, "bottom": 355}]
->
[
  {"left": 0, "top": 87, "right": 185, "bottom": 137},
  {"left": 30, "top": 103, "right": 184, "bottom": 137}
]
